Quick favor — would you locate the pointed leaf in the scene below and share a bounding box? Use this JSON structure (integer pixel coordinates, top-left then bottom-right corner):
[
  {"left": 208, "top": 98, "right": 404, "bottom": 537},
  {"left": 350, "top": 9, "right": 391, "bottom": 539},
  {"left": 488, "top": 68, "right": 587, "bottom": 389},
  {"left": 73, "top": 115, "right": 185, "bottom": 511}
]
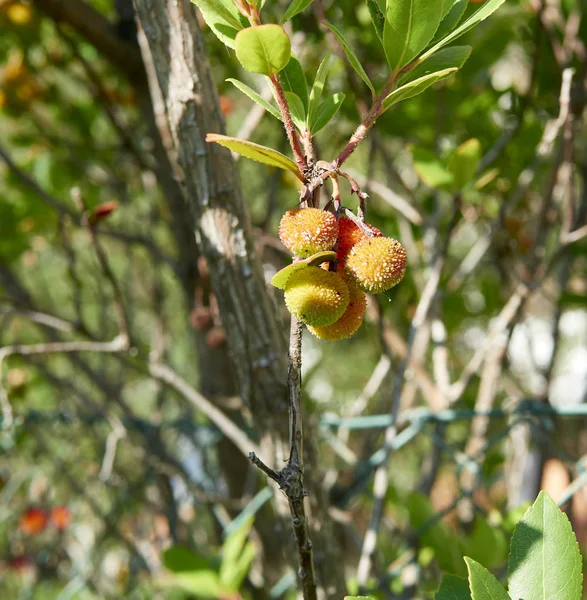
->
[
  {"left": 280, "top": 56, "right": 308, "bottom": 113},
  {"left": 280, "top": 0, "right": 313, "bottom": 23},
  {"left": 435, "top": 574, "right": 472, "bottom": 600},
  {"left": 284, "top": 92, "right": 306, "bottom": 131},
  {"left": 226, "top": 78, "right": 282, "bottom": 120},
  {"left": 421, "top": 0, "right": 507, "bottom": 62},
  {"left": 307, "top": 53, "right": 332, "bottom": 128},
  {"left": 206, "top": 134, "right": 302, "bottom": 179},
  {"left": 271, "top": 251, "right": 337, "bottom": 288},
  {"left": 432, "top": 0, "right": 468, "bottom": 45},
  {"left": 235, "top": 25, "right": 291, "bottom": 75},
  {"left": 508, "top": 491, "right": 582, "bottom": 600},
  {"left": 465, "top": 558, "right": 510, "bottom": 600},
  {"left": 399, "top": 45, "right": 471, "bottom": 86},
  {"left": 448, "top": 138, "right": 482, "bottom": 190},
  {"left": 221, "top": 541, "right": 256, "bottom": 590},
  {"left": 190, "top": 0, "right": 244, "bottom": 48},
  {"left": 383, "top": 0, "right": 444, "bottom": 72},
  {"left": 220, "top": 517, "right": 254, "bottom": 589},
  {"left": 309, "top": 93, "right": 345, "bottom": 135},
  {"left": 165, "top": 571, "right": 221, "bottom": 598},
  {"left": 324, "top": 22, "right": 375, "bottom": 97},
  {"left": 366, "top": 0, "right": 385, "bottom": 42},
  {"left": 382, "top": 68, "right": 459, "bottom": 111}
]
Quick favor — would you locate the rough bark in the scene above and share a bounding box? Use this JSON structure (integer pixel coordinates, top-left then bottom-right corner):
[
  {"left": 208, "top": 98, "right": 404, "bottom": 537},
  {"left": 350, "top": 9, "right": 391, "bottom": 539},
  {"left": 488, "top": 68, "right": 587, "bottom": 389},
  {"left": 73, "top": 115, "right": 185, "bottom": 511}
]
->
[{"left": 132, "top": 0, "right": 290, "bottom": 460}]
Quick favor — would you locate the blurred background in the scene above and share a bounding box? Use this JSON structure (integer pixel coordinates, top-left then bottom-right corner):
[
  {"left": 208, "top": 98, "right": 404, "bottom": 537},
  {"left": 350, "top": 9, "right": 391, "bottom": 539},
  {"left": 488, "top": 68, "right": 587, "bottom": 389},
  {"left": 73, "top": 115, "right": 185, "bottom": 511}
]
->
[{"left": 0, "top": 0, "right": 586, "bottom": 598}]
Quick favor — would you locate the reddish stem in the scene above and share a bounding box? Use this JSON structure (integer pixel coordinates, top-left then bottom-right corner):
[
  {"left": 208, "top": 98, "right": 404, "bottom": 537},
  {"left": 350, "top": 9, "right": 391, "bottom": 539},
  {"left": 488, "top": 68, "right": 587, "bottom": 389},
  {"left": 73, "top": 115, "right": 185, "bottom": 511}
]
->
[
  {"left": 270, "top": 73, "right": 308, "bottom": 174},
  {"left": 335, "top": 72, "right": 399, "bottom": 168}
]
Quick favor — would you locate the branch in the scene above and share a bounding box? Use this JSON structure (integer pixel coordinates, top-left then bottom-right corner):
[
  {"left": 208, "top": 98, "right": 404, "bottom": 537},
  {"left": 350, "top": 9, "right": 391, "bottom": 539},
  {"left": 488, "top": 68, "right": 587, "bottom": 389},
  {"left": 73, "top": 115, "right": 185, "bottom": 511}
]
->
[
  {"left": 149, "top": 362, "right": 262, "bottom": 459},
  {"left": 249, "top": 316, "right": 317, "bottom": 600},
  {"left": 269, "top": 73, "right": 308, "bottom": 173}
]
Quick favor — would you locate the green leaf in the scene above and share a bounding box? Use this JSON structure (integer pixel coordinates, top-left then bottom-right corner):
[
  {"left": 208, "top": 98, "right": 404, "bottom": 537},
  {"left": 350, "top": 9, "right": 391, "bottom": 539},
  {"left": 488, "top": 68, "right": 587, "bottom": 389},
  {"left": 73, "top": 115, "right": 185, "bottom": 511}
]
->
[
  {"left": 448, "top": 138, "right": 482, "bottom": 190},
  {"left": 421, "top": 0, "right": 507, "bottom": 62},
  {"left": 206, "top": 134, "right": 302, "bottom": 179},
  {"left": 271, "top": 251, "right": 337, "bottom": 289},
  {"left": 399, "top": 46, "right": 471, "bottom": 86},
  {"left": 281, "top": 0, "right": 313, "bottom": 23},
  {"left": 324, "top": 22, "right": 375, "bottom": 98},
  {"left": 366, "top": 0, "right": 385, "bottom": 42},
  {"left": 345, "top": 597, "right": 376, "bottom": 600},
  {"left": 220, "top": 517, "right": 254, "bottom": 590},
  {"left": 163, "top": 546, "right": 209, "bottom": 573},
  {"left": 190, "top": 0, "right": 244, "bottom": 48},
  {"left": 165, "top": 571, "right": 221, "bottom": 598},
  {"left": 235, "top": 25, "right": 291, "bottom": 75},
  {"left": 381, "top": 68, "right": 459, "bottom": 111},
  {"left": 508, "top": 491, "right": 582, "bottom": 600},
  {"left": 280, "top": 56, "right": 308, "bottom": 114},
  {"left": 432, "top": 0, "right": 468, "bottom": 45},
  {"left": 435, "top": 575, "right": 471, "bottom": 600},
  {"left": 410, "top": 147, "right": 454, "bottom": 189},
  {"left": 465, "top": 558, "right": 510, "bottom": 600},
  {"left": 220, "top": 541, "right": 256, "bottom": 590},
  {"left": 226, "top": 78, "right": 282, "bottom": 120},
  {"left": 284, "top": 92, "right": 306, "bottom": 131},
  {"left": 309, "top": 93, "right": 345, "bottom": 135},
  {"left": 307, "top": 53, "right": 332, "bottom": 129},
  {"left": 383, "top": 0, "right": 444, "bottom": 72}
]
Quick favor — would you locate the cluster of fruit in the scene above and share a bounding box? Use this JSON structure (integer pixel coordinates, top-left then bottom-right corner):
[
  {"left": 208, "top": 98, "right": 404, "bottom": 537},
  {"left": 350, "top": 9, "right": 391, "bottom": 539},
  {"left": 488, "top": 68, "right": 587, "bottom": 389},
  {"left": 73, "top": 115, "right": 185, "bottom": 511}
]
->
[{"left": 275, "top": 207, "right": 407, "bottom": 340}]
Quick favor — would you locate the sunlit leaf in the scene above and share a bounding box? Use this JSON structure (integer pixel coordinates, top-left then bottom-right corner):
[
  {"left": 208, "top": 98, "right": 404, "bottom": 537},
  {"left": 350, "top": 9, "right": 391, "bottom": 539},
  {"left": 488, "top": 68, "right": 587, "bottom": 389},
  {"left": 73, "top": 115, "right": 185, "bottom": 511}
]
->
[
  {"left": 280, "top": 0, "right": 313, "bottom": 23},
  {"left": 465, "top": 557, "right": 509, "bottom": 600},
  {"left": 421, "top": 0, "right": 507, "bottom": 61},
  {"left": 271, "top": 251, "right": 337, "bottom": 289},
  {"left": 432, "top": 0, "right": 468, "bottom": 45},
  {"left": 235, "top": 25, "right": 291, "bottom": 75},
  {"left": 190, "top": 0, "right": 245, "bottom": 48},
  {"left": 382, "top": 68, "right": 459, "bottom": 111},
  {"left": 508, "top": 491, "right": 582, "bottom": 600},
  {"left": 383, "top": 0, "right": 444, "bottom": 72},
  {"left": 206, "top": 134, "right": 302, "bottom": 179},
  {"left": 399, "top": 45, "right": 471, "bottom": 86}
]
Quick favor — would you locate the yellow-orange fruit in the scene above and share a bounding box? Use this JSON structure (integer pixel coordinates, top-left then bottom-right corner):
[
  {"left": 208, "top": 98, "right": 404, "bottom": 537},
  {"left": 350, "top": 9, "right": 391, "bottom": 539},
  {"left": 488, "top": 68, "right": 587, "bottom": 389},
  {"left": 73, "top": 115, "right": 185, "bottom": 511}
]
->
[
  {"left": 308, "top": 280, "right": 366, "bottom": 340},
  {"left": 284, "top": 266, "right": 349, "bottom": 327},
  {"left": 336, "top": 217, "right": 381, "bottom": 261},
  {"left": 345, "top": 237, "right": 407, "bottom": 294},
  {"left": 278, "top": 208, "right": 338, "bottom": 257}
]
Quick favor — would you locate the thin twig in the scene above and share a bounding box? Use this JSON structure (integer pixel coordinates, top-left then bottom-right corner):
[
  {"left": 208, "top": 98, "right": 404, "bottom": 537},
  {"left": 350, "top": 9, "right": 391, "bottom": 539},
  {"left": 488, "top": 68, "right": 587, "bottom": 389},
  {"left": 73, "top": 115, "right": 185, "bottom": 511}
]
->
[{"left": 249, "top": 316, "right": 317, "bottom": 600}]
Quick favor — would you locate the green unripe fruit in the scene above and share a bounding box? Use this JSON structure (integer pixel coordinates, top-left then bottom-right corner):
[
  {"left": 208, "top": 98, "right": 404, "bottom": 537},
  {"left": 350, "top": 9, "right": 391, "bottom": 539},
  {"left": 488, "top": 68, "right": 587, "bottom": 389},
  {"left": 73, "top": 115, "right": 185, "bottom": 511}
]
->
[
  {"left": 278, "top": 208, "right": 338, "bottom": 258},
  {"left": 308, "top": 280, "right": 366, "bottom": 340},
  {"left": 284, "top": 266, "right": 349, "bottom": 327},
  {"left": 345, "top": 237, "right": 407, "bottom": 294}
]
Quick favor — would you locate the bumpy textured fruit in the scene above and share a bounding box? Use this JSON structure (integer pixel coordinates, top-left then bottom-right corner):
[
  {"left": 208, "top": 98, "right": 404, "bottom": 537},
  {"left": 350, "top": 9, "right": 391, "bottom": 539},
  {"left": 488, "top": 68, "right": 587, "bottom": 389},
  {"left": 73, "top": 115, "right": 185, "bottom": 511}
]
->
[
  {"left": 284, "top": 266, "right": 349, "bottom": 327},
  {"left": 279, "top": 208, "right": 338, "bottom": 257},
  {"left": 345, "top": 237, "right": 407, "bottom": 293},
  {"left": 308, "top": 280, "right": 366, "bottom": 340},
  {"left": 336, "top": 217, "right": 381, "bottom": 261}
]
